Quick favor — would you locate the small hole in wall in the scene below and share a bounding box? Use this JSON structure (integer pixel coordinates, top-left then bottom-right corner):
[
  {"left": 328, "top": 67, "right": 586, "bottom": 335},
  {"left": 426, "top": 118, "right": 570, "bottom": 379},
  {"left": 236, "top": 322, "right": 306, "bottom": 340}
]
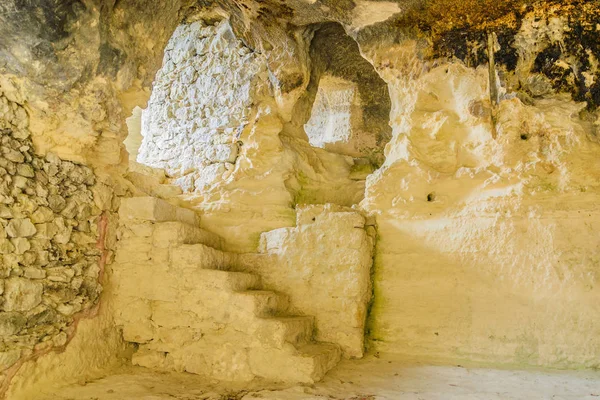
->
[
  {"left": 427, "top": 193, "right": 436, "bottom": 202},
  {"left": 520, "top": 133, "right": 530, "bottom": 140},
  {"left": 312, "top": 217, "right": 316, "bottom": 221}
]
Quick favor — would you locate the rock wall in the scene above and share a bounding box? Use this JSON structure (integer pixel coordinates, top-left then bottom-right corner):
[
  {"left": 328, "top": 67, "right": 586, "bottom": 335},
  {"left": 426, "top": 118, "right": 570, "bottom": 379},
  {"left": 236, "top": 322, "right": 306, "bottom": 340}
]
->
[
  {"left": 129, "top": 2, "right": 600, "bottom": 368},
  {"left": 357, "top": 7, "right": 600, "bottom": 368},
  {"left": 0, "top": 0, "right": 194, "bottom": 394},
  {"left": 138, "top": 20, "right": 269, "bottom": 192},
  {"left": 0, "top": 93, "right": 113, "bottom": 386},
  {"left": 190, "top": 104, "right": 366, "bottom": 251},
  {"left": 241, "top": 204, "right": 375, "bottom": 358},
  {"left": 290, "top": 22, "right": 392, "bottom": 164},
  {"left": 1, "top": 1, "right": 599, "bottom": 390},
  {"left": 0, "top": 0, "right": 194, "bottom": 169}
]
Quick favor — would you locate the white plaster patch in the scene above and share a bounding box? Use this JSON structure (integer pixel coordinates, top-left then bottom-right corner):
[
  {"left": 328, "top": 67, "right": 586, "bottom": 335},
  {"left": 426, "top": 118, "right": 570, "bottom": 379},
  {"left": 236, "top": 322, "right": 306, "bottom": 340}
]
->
[{"left": 138, "top": 20, "right": 268, "bottom": 191}]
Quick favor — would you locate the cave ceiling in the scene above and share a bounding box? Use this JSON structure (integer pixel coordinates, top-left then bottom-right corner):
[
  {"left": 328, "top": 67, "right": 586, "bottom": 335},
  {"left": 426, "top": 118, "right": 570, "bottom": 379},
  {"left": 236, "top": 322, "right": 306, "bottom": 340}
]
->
[{"left": 0, "top": 0, "right": 598, "bottom": 110}]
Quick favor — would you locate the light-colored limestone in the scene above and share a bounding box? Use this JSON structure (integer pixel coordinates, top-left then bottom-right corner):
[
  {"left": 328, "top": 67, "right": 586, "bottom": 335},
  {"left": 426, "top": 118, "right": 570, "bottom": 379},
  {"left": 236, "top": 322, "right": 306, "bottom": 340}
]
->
[
  {"left": 135, "top": 21, "right": 368, "bottom": 252},
  {"left": 2, "top": 3, "right": 600, "bottom": 397},
  {"left": 124, "top": 107, "right": 144, "bottom": 162},
  {"left": 0, "top": 120, "right": 106, "bottom": 379},
  {"left": 2, "top": 278, "right": 43, "bottom": 312},
  {"left": 111, "top": 195, "right": 342, "bottom": 383},
  {"left": 240, "top": 204, "right": 374, "bottom": 358},
  {"left": 305, "top": 75, "right": 372, "bottom": 157},
  {"left": 138, "top": 20, "right": 267, "bottom": 189},
  {"left": 119, "top": 197, "right": 198, "bottom": 226},
  {"left": 6, "top": 218, "right": 36, "bottom": 238},
  {"left": 358, "top": 37, "right": 600, "bottom": 368}
]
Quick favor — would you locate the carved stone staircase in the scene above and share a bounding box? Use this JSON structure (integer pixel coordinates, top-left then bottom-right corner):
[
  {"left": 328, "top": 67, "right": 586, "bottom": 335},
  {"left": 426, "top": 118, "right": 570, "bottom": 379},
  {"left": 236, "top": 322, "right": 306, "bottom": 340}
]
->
[
  {"left": 124, "top": 161, "right": 184, "bottom": 200},
  {"left": 112, "top": 196, "right": 341, "bottom": 383}
]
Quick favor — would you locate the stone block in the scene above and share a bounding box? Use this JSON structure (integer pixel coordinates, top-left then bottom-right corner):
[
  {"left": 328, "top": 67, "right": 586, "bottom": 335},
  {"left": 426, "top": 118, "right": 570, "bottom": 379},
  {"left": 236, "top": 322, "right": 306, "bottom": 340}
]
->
[
  {"left": 6, "top": 218, "right": 36, "bottom": 237},
  {"left": 119, "top": 196, "right": 198, "bottom": 225},
  {"left": 132, "top": 348, "right": 170, "bottom": 371},
  {"left": 250, "top": 317, "right": 314, "bottom": 349},
  {"left": 2, "top": 278, "right": 43, "bottom": 311},
  {"left": 152, "top": 221, "right": 223, "bottom": 249},
  {"left": 169, "top": 244, "right": 229, "bottom": 270},
  {"left": 248, "top": 343, "right": 341, "bottom": 384}
]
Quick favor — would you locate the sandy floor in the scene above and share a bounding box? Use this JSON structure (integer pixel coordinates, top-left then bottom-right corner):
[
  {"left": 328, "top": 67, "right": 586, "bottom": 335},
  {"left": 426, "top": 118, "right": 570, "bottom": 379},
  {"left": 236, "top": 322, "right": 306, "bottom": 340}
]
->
[{"left": 36, "top": 353, "right": 600, "bottom": 400}]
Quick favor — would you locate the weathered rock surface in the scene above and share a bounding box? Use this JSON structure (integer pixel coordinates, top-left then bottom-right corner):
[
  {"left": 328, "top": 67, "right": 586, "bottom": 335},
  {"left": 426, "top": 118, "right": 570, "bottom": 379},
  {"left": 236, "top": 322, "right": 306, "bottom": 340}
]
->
[
  {"left": 138, "top": 20, "right": 267, "bottom": 190},
  {"left": 2, "top": 279, "right": 43, "bottom": 312},
  {"left": 241, "top": 204, "right": 375, "bottom": 358},
  {"left": 0, "top": 98, "right": 105, "bottom": 379},
  {"left": 1, "top": 1, "right": 600, "bottom": 397}
]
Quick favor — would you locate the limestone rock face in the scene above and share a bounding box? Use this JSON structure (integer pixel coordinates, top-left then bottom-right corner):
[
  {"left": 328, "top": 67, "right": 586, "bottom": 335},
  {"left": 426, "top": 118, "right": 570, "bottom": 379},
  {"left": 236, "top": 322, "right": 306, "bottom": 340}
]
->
[
  {"left": 293, "top": 22, "right": 392, "bottom": 164},
  {"left": 304, "top": 76, "right": 365, "bottom": 154},
  {"left": 135, "top": 19, "right": 370, "bottom": 251},
  {"left": 354, "top": 7, "right": 600, "bottom": 369},
  {"left": 138, "top": 20, "right": 269, "bottom": 191},
  {"left": 2, "top": 1, "right": 600, "bottom": 396}
]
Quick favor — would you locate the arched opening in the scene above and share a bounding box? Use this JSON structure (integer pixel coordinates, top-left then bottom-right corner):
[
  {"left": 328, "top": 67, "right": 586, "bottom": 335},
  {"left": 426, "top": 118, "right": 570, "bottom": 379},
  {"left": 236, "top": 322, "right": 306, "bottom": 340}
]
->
[{"left": 290, "top": 22, "right": 392, "bottom": 167}]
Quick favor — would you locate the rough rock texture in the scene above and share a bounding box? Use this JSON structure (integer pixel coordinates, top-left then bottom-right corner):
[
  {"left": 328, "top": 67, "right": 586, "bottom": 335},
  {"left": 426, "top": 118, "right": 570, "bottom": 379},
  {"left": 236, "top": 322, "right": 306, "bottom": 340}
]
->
[
  {"left": 357, "top": 10, "right": 600, "bottom": 368},
  {"left": 2, "top": 0, "right": 600, "bottom": 396},
  {"left": 138, "top": 20, "right": 268, "bottom": 191},
  {"left": 136, "top": 18, "right": 368, "bottom": 251},
  {"left": 0, "top": 0, "right": 196, "bottom": 168},
  {"left": 304, "top": 76, "right": 368, "bottom": 156},
  {"left": 5, "top": 298, "right": 129, "bottom": 400},
  {"left": 0, "top": 94, "right": 109, "bottom": 385},
  {"left": 190, "top": 103, "right": 366, "bottom": 251},
  {"left": 291, "top": 22, "right": 392, "bottom": 163},
  {"left": 241, "top": 204, "right": 375, "bottom": 358},
  {"left": 0, "top": 1, "right": 195, "bottom": 392}
]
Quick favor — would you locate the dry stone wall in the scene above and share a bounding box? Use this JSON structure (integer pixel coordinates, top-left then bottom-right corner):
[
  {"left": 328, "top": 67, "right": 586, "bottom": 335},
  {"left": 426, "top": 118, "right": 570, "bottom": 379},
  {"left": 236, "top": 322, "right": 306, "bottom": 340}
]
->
[
  {"left": 138, "top": 20, "right": 269, "bottom": 192},
  {"left": 0, "top": 94, "right": 104, "bottom": 377}
]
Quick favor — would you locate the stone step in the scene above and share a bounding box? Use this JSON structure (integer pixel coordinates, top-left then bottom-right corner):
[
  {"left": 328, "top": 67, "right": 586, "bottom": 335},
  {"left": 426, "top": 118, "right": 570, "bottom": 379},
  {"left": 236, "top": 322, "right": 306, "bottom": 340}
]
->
[
  {"left": 296, "top": 343, "right": 342, "bottom": 382},
  {"left": 231, "top": 290, "right": 289, "bottom": 317},
  {"left": 119, "top": 196, "right": 198, "bottom": 226},
  {"left": 253, "top": 316, "right": 314, "bottom": 348},
  {"left": 170, "top": 243, "right": 230, "bottom": 270},
  {"left": 128, "top": 161, "right": 167, "bottom": 182},
  {"left": 132, "top": 341, "right": 341, "bottom": 384},
  {"left": 248, "top": 342, "right": 341, "bottom": 384},
  {"left": 196, "top": 270, "right": 262, "bottom": 291},
  {"left": 126, "top": 171, "right": 183, "bottom": 199},
  {"left": 153, "top": 221, "right": 223, "bottom": 249}
]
